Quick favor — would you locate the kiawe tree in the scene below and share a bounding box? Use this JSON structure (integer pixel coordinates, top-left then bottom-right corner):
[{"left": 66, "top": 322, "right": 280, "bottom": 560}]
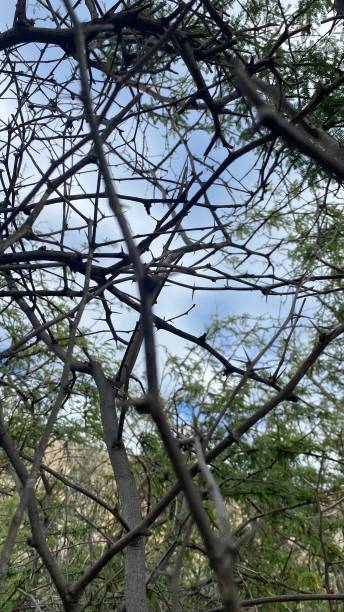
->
[{"left": 0, "top": 0, "right": 343, "bottom": 610}]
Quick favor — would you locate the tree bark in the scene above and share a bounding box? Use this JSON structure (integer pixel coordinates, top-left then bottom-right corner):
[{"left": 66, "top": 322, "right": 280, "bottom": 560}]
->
[{"left": 92, "top": 362, "right": 148, "bottom": 612}]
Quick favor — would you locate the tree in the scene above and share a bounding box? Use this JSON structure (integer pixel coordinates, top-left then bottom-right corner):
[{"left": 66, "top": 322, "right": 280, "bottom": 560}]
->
[{"left": 0, "top": 0, "right": 343, "bottom": 610}]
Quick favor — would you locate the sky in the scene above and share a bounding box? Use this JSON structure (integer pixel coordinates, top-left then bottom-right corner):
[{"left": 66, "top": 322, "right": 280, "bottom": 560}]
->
[{"left": 0, "top": 1, "right": 312, "bottom": 391}]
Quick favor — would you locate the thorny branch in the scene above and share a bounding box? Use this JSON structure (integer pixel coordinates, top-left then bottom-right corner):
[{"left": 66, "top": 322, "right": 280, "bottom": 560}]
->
[{"left": 0, "top": 0, "right": 343, "bottom": 610}]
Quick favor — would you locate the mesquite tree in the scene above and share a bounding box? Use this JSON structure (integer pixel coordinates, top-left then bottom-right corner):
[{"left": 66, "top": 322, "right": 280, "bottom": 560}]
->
[{"left": 0, "top": 0, "right": 343, "bottom": 610}]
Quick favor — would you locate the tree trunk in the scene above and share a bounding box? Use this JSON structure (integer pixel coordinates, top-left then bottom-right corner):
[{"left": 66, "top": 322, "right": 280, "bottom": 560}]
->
[{"left": 92, "top": 363, "right": 148, "bottom": 612}]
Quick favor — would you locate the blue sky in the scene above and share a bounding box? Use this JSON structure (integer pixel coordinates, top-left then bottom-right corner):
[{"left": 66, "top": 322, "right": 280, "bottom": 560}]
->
[{"left": 0, "top": 1, "right": 304, "bottom": 388}]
